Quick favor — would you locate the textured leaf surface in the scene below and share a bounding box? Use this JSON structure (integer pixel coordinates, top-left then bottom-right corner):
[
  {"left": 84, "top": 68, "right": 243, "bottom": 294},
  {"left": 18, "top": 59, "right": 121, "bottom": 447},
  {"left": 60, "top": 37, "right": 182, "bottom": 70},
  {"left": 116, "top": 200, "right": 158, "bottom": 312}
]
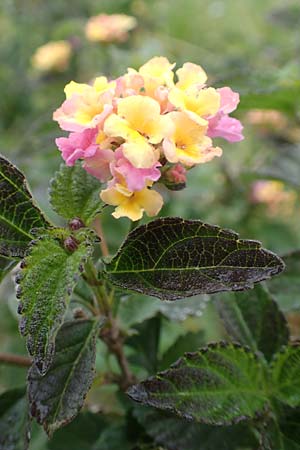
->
[
  {"left": 0, "top": 388, "right": 30, "bottom": 450},
  {"left": 19, "top": 230, "right": 94, "bottom": 374},
  {"left": 0, "top": 155, "right": 48, "bottom": 257},
  {"left": 271, "top": 345, "right": 300, "bottom": 407},
  {"left": 49, "top": 163, "right": 103, "bottom": 224},
  {"left": 128, "top": 343, "right": 268, "bottom": 425},
  {"left": 28, "top": 319, "right": 102, "bottom": 436},
  {"left": 0, "top": 254, "right": 17, "bottom": 282},
  {"left": 267, "top": 250, "right": 300, "bottom": 311},
  {"left": 105, "top": 218, "right": 284, "bottom": 300},
  {"left": 215, "top": 285, "right": 289, "bottom": 361},
  {"left": 134, "top": 406, "right": 257, "bottom": 450}
]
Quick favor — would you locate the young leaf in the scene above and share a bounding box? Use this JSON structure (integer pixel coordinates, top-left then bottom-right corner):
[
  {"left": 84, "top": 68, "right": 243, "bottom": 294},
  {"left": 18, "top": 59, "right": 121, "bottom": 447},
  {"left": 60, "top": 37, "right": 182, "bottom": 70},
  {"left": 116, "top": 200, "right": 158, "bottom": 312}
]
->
[
  {"left": 19, "top": 229, "right": 95, "bottom": 374},
  {"left": 128, "top": 343, "right": 269, "bottom": 425},
  {"left": 215, "top": 284, "right": 289, "bottom": 361},
  {"left": 267, "top": 250, "right": 300, "bottom": 311},
  {"left": 134, "top": 406, "right": 258, "bottom": 450},
  {"left": 0, "top": 388, "right": 30, "bottom": 450},
  {"left": 0, "top": 155, "right": 49, "bottom": 258},
  {"left": 49, "top": 163, "right": 103, "bottom": 225},
  {"left": 105, "top": 217, "right": 285, "bottom": 301},
  {"left": 28, "top": 318, "right": 103, "bottom": 437},
  {"left": 271, "top": 345, "right": 300, "bottom": 408}
]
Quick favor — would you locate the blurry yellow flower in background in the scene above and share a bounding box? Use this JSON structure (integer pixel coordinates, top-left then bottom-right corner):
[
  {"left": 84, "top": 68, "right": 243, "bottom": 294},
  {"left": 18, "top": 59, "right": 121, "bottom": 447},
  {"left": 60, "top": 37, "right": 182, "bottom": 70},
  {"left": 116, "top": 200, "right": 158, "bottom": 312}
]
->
[
  {"left": 31, "top": 40, "right": 72, "bottom": 72},
  {"left": 251, "top": 180, "right": 297, "bottom": 216},
  {"left": 85, "top": 14, "right": 137, "bottom": 43}
]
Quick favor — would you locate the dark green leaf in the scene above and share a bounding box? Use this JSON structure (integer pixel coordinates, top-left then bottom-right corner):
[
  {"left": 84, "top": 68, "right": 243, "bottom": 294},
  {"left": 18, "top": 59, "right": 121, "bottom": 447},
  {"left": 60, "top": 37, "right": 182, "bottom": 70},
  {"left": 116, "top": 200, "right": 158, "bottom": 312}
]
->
[
  {"left": 271, "top": 345, "right": 300, "bottom": 407},
  {"left": 134, "top": 406, "right": 258, "bottom": 450},
  {"left": 159, "top": 331, "right": 205, "bottom": 371},
  {"left": 267, "top": 250, "right": 300, "bottom": 311},
  {"left": 214, "top": 284, "right": 289, "bottom": 361},
  {"left": 28, "top": 318, "right": 103, "bottom": 436},
  {"left": 105, "top": 217, "right": 285, "bottom": 301},
  {"left": 278, "top": 406, "right": 300, "bottom": 449},
  {"left": 19, "top": 229, "right": 94, "bottom": 374},
  {"left": 91, "top": 423, "right": 132, "bottom": 450},
  {"left": 0, "top": 155, "right": 49, "bottom": 258},
  {"left": 49, "top": 163, "right": 103, "bottom": 225},
  {"left": 0, "top": 388, "right": 30, "bottom": 450},
  {"left": 47, "top": 412, "right": 106, "bottom": 450},
  {"left": 128, "top": 342, "right": 268, "bottom": 425},
  {"left": 0, "top": 255, "right": 17, "bottom": 282}
]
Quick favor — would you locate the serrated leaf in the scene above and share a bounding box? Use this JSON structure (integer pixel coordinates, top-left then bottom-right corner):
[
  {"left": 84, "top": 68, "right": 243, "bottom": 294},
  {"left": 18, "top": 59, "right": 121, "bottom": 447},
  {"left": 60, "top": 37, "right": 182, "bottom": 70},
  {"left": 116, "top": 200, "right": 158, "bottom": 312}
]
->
[
  {"left": 271, "top": 345, "right": 300, "bottom": 407},
  {"left": 134, "top": 406, "right": 258, "bottom": 450},
  {"left": 0, "top": 155, "right": 49, "bottom": 258},
  {"left": 19, "top": 230, "right": 94, "bottom": 374},
  {"left": 267, "top": 250, "right": 300, "bottom": 311},
  {"left": 49, "top": 163, "right": 103, "bottom": 225},
  {"left": 28, "top": 318, "right": 103, "bottom": 436},
  {"left": 105, "top": 217, "right": 285, "bottom": 301},
  {"left": 214, "top": 284, "right": 289, "bottom": 361},
  {"left": 128, "top": 343, "right": 268, "bottom": 425},
  {"left": 0, "top": 388, "right": 30, "bottom": 450},
  {"left": 0, "top": 254, "right": 17, "bottom": 282}
]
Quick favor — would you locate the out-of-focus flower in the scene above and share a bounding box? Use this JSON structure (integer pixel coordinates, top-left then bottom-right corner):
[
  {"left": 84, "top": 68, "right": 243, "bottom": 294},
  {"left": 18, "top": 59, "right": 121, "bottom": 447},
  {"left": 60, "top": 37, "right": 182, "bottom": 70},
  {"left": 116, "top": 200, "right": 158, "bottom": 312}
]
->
[
  {"left": 245, "top": 109, "right": 288, "bottom": 132},
  {"left": 31, "top": 40, "right": 72, "bottom": 72},
  {"left": 53, "top": 56, "right": 243, "bottom": 220},
  {"left": 85, "top": 14, "right": 137, "bottom": 43},
  {"left": 250, "top": 180, "right": 296, "bottom": 216}
]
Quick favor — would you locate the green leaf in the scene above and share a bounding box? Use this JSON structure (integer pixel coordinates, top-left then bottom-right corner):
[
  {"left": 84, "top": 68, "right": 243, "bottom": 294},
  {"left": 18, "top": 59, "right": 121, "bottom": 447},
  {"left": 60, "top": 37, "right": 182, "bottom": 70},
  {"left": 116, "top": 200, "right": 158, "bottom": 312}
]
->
[
  {"left": 271, "top": 345, "right": 300, "bottom": 407},
  {"left": 0, "top": 254, "right": 17, "bottom": 282},
  {"left": 0, "top": 388, "right": 30, "bottom": 450},
  {"left": 128, "top": 342, "right": 268, "bottom": 425},
  {"left": 19, "top": 229, "right": 94, "bottom": 374},
  {"left": 105, "top": 217, "right": 285, "bottom": 301},
  {"left": 214, "top": 284, "right": 289, "bottom": 361},
  {"left": 91, "top": 423, "right": 132, "bottom": 450},
  {"left": 47, "top": 412, "right": 107, "bottom": 450},
  {"left": 0, "top": 155, "right": 49, "bottom": 258},
  {"left": 28, "top": 318, "right": 103, "bottom": 436},
  {"left": 49, "top": 163, "right": 103, "bottom": 225},
  {"left": 159, "top": 331, "right": 205, "bottom": 371},
  {"left": 267, "top": 250, "right": 300, "bottom": 311},
  {"left": 134, "top": 406, "right": 258, "bottom": 450},
  {"left": 278, "top": 407, "right": 300, "bottom": 449},
  {"left": 118, "top": 294, "right": 161, "bottom": 330}
]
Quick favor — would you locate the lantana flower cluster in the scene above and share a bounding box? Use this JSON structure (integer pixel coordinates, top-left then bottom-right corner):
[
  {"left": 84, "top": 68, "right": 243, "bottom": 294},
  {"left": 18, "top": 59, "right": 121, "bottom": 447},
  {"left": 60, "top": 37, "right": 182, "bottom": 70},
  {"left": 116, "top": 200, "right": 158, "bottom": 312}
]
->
[{"left": 53, "top": 57, "right": 243, "bottom": 221}]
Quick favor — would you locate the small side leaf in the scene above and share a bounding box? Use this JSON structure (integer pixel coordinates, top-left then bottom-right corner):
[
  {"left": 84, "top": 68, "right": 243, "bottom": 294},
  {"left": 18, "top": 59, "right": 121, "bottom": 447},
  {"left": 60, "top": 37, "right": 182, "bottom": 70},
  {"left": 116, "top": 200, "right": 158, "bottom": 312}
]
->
[
  {"left": 267, "top": 250, "right": 300, "bottom": 311},
  {"left": 105, "top": 217, "right": 284, "bottom": 301},
  {"left": 128, "top": 343, "right": 269, "bottom": 425},
  {"left": 271, "top": 345, "right": 300, "bottom": 407},
  {"left": 28, "top": 318, "right": 103, "bottom": 437},
  {"left": 19, "top": 229, "right": 94, "bottom": 374},
  {"left": 0, "top": 388, "right": 30, "bottom": 450},
  {"left": 215, "top": 284, "right": 289, "bottom": 361},
  {"left": 0, "top": 155, "right": 49, "bottom": 258},
  {"left": 49, "top": 163, "right": 103, "bottom": 225}
]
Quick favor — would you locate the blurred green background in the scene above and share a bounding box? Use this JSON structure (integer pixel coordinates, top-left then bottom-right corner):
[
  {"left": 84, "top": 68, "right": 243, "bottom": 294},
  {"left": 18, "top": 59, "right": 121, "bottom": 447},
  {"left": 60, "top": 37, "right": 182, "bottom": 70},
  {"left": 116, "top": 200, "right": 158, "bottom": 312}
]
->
[{"left": 0, "top": 0, "right": 299, "bottom": 447}]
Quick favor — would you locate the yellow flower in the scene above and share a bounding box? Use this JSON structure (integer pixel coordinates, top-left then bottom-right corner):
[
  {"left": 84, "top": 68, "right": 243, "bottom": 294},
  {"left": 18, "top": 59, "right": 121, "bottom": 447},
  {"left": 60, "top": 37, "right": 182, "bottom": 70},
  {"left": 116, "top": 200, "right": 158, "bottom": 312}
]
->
[
  {"left": 100, "top": 182, "right": 163, "bottom": 221},
  {"left": 169, "top": 86, "right": 220, "bottom": 119},
  {"left": 163, "top": 111, "right": 222, "bottom": 165},
  {"left": 64, "top": 76, "right": 113, "bottom": 99},
  {"left": 31, "top": 40, "right": 72, "bottom": 72},
  {"left": 104, "top": 95, "right": 174, "bottom": 168},
  {"left": 176, "top": 62, "right": 207, "bottom": 91},
  {"left": 85, "top": 14, "right": 137, "bottom": 43},
  {"left": 139, "top": 57, "right": 175, "bottom": 87}
]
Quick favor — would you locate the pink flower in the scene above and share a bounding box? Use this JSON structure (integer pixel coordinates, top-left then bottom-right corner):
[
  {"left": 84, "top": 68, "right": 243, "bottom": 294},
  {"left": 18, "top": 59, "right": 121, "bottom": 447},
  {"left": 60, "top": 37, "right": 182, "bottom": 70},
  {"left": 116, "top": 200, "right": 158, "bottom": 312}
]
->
[
  {"left": 165, "top": 164, "right": 187, "bottom": 184},
  {"left": 207, "top": 87, "right": 244, "bottom": 142},
  {"left": 110, "top": 147, "right": 161, "bottom": 191},
  {"left": 83, "top": 148, "right": 115, "bottom": 182},
  {"left": 56, "top": 128, "right": 99, "bottom": 166}
]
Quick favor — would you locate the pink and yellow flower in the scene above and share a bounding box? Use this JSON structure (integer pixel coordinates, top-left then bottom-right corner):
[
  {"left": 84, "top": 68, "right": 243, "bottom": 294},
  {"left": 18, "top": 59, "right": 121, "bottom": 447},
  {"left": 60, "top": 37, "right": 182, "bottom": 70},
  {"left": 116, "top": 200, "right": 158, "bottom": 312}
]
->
[
  {"left": 32, "top": 40, "right": 72, "bottom": 72},
  {"left": 85, "top": 14, "right": 137, "bottom": 43}
]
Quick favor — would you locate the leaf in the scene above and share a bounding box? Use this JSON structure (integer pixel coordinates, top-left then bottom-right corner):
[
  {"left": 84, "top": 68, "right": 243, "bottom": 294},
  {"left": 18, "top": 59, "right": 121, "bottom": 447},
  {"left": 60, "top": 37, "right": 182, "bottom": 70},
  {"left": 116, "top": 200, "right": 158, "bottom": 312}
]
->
[
  {"left": 267, "top": 250, "right": 300, "bottom": 311},
  {"left": 128, "top": 342, "right": 269, "bottom": 425},
  {"left": 19, "top": 229, "right": 94, "bottom": 374},
  {"left": 28, "top": 318, "right": 103, "bottom": 436},
  {"left": 0, "top": 155, "right": 49, "bottom": 258},
  {"left": 0, "top": 388, "right": 30, "bottom": 450},
  {"left": 91, "top": 423, "right": 132, "bottom": 450},
  {"left": 0, "top": 254, "right": 17, "bottom": 282},
  {"left": 159, "top": 331, "right": 205, "bottom": 371},
  {"left": 214, "top": 284, "right": 289, "bottom": 361},
  {"left": 278, "top": 406, "right": 300, "bottom": 449},
  {"left": 118, "top": 294, "right": 161, "bottom": 330},
  {"left": 49, "top": 163, "right": 103, "bottom": 225},
  {"left": 105, "top": 217, "right": 285, "bottom": 301},
  {"left": 270, "top": 345, "right": 300, "bottom": 408},
  {"left": 47, "top": 412, "right": 107, "bottom": 450},
  {"left": 134, "top": 406, "right": 258, "bottom": 450}
]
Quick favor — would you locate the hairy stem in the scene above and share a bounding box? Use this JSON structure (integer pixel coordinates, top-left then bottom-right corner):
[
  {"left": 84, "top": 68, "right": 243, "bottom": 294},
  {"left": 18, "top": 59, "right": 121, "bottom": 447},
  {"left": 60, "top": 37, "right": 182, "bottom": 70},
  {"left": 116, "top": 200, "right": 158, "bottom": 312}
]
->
[{"left": 0, "top": 352, "right": 31, "bottom": 367}]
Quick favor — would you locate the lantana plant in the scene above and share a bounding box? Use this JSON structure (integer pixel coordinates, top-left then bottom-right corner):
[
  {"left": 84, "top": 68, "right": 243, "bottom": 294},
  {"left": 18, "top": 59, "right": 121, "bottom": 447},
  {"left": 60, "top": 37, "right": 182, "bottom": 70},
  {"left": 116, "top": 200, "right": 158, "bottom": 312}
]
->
[{"left": 0, "top": 57, "right": 298, "bottom": 450}]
